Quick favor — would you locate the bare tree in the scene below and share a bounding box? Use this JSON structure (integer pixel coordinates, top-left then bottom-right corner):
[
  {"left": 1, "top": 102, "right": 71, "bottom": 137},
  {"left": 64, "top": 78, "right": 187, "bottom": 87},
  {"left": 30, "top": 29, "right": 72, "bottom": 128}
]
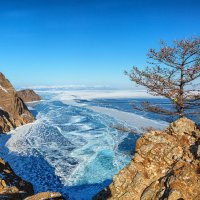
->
[{"left": 125, "top": 37, "right": 200, "bottom": 119}]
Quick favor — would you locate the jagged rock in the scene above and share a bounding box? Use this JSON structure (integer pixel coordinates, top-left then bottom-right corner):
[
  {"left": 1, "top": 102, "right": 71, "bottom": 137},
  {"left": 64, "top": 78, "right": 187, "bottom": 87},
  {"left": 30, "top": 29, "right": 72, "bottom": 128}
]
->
[
  {"left": 93, "top": 118, "right": 200, "bottom": 200},
  {"left": 0, "top": 73, "right": 35, "bottom": 133},
  {"left": 0, "top": 157, "right": 66, "bottom": 200},
  {"left": 17, "top": 89, "right": 42, "bottom": 103},
  {"left": 0, "top": 157, "right": 34, "bottom": 199},
  {"left": 25, "top": 192, "right": 65, "bottom": 200}
]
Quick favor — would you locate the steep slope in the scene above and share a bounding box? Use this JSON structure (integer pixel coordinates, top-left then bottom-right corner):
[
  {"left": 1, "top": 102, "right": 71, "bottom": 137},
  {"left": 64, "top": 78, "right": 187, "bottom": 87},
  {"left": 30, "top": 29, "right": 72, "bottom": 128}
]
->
[
  {"left": 17, "top": 89, "right": 42, "bottom": 102},
  {"left": 93, "top": 118, "right": 200, "bottom": 200},
  {"left": 0, "top": 73, "right": 35, "bottom": 133}
]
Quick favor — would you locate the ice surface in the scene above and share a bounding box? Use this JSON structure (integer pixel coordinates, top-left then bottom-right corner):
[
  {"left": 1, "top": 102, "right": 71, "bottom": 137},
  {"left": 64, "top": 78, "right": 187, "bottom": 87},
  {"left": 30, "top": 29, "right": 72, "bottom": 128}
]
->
[
  {"left": 0, "top": 89, "right": 168, "bottom": 199},
  {"left": 88, "top": 106, "right": 168, "bottom": 131},
  {"left": 49, "top": 89, "right": 167, "bottom": 131},
  {"left": 0, "top": 100, "right": 138, "bottom": 199},
  {"left": 52, "top": 89, "right": 154, "bottom": 102}
]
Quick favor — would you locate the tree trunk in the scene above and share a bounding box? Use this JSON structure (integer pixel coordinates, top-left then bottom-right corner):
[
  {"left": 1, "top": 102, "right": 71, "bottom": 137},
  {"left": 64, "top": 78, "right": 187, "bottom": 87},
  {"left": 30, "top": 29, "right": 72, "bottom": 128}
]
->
[{"left": 179, "top": 66, "right": 184, "bottom": 118}]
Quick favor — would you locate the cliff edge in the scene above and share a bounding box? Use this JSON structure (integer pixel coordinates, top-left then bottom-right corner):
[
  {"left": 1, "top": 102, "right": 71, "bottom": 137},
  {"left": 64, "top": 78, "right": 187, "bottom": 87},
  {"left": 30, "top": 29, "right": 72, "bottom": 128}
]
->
[
  {"left": 0, "top": 73, "right": 35, "bottom": 133},
  {"left": 93, "top": 118, "right": 200, "bottom": 200}
]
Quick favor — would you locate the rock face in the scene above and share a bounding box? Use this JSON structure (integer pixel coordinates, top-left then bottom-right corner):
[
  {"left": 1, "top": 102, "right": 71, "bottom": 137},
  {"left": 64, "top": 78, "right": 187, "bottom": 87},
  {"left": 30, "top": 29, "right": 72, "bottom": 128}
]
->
[
  {"left": 0, "top": 73, "right": 35, "bottom": 133},
  {"left": 0, "top": 157, "right": 34, "bottom": 199},
  {"left": 0, "top": 157, "right": 65, "bottom": 200},
  {"left": 17, "top": 89, "right": 42, "bottom": 102},
  {"left": 93, "top": 118, "right": 200, "bottom": 200}
]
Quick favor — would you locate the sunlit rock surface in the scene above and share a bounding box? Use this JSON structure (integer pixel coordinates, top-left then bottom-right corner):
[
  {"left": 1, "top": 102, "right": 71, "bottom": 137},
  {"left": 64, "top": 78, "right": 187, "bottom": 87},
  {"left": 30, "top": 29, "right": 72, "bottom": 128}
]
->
[
  {"left": 0, "top": 157, "right": 65, "bottom": 200},
  {"left": 0, "top": 73, "right": 35, "bottom": 133},
  {"left": 17, "top": 89, "right": 42, "bottom": 102},
  {"left": 0, "top": 157, "right": 34, "bottom": 199},
  {"left": 93, "top": 118, "right": 200, "bottom": 200},
  {"left": 25, "top": 192, "right": 65, "bottom": 200}
]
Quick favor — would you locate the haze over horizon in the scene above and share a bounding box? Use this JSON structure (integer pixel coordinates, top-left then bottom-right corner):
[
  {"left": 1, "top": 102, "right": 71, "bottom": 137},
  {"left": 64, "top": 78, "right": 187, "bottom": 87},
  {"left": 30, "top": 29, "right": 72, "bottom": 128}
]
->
[{"left": 0, "top": 0, "right": 200, "bottom": 88}]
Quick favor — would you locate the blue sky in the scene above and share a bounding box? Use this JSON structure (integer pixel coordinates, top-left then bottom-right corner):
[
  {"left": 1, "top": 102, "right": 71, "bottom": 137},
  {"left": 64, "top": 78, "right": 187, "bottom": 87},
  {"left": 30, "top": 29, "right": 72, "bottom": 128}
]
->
[{"left": 0, "top": 0, "right": 200, "bottom": 88}]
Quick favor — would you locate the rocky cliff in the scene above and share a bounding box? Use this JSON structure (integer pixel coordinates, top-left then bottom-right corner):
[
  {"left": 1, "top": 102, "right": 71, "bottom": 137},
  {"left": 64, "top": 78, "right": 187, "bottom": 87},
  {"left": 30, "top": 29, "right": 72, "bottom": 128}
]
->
[
  {"left": 93, "top": 118, "right": 200, "bottom": 200},
  {"left": 0, "top": 73, "right": 35, "bottom": 133},
  {"left": 17, "top": 89, "right": 42, "bottom": 103}
]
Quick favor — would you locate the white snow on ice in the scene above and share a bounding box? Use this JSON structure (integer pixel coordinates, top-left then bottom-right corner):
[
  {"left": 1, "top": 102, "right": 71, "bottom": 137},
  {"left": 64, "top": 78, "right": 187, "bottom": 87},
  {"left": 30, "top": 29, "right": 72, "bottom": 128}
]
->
[
  {"left": 51, "top": 89, "right": 155, "bottom": 101},
  {"left": 48, "top": 89, "right": 167, "bottom": 131},
  {"left": 88, "top": 106, "right": 167, "bottom": 131}
]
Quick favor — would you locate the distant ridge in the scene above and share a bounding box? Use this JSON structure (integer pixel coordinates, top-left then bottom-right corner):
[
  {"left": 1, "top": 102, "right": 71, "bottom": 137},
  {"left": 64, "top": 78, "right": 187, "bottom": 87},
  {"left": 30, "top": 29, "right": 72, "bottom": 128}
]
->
[{"left": 17, "top": 89, "right": 42, "bottom": 102}]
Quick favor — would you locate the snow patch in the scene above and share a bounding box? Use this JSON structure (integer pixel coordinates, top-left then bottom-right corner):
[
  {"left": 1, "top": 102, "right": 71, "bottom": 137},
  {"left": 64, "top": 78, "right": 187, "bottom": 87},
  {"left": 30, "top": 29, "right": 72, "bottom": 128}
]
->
[
  {"left": 0, "top": 85, "right": 8, "bottom": 93},
  {"left": 88, "top": 106, "right": 168, "bottom": 131},
  {"left": 53, "top": 89, "right": 153, "bottom": 101}
]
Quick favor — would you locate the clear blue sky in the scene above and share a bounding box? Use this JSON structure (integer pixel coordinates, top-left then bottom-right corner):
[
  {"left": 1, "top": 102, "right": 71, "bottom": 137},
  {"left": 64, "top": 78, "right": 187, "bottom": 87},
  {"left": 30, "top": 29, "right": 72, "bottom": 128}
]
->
[{"left": 0, "top": 0, "right": 200, "bottom": 88}]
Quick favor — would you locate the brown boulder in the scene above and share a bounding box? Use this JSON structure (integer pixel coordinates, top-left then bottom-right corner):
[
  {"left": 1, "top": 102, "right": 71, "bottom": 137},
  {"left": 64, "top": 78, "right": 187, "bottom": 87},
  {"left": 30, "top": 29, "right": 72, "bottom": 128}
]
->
[
  {"left": 93, "top": 118, "right": 200, "bottom": 200},
  {"left": 25, "top": 192, "right": 65, "bottom": 200}
]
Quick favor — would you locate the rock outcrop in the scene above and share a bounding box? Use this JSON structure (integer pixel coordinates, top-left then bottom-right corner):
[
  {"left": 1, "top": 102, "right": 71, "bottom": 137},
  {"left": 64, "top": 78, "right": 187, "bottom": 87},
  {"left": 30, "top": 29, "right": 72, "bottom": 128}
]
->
[
  {"left": 0, "top": 157, "right": 65, "bottom": 200},
  {"left": 93, "top": 118, "right": 200, "bottom": 200},
  {"left": 0, "top": 73, "right": 35, "bottom": 133},
  {"left": 0, "top": 157, "right": 34, "bottom": 199},
  {"left": 17, "top": 89, "right": 41, "bottom": 103},
  {"left": 25, "top": 192, "right": 65, "bottom": 200}
]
